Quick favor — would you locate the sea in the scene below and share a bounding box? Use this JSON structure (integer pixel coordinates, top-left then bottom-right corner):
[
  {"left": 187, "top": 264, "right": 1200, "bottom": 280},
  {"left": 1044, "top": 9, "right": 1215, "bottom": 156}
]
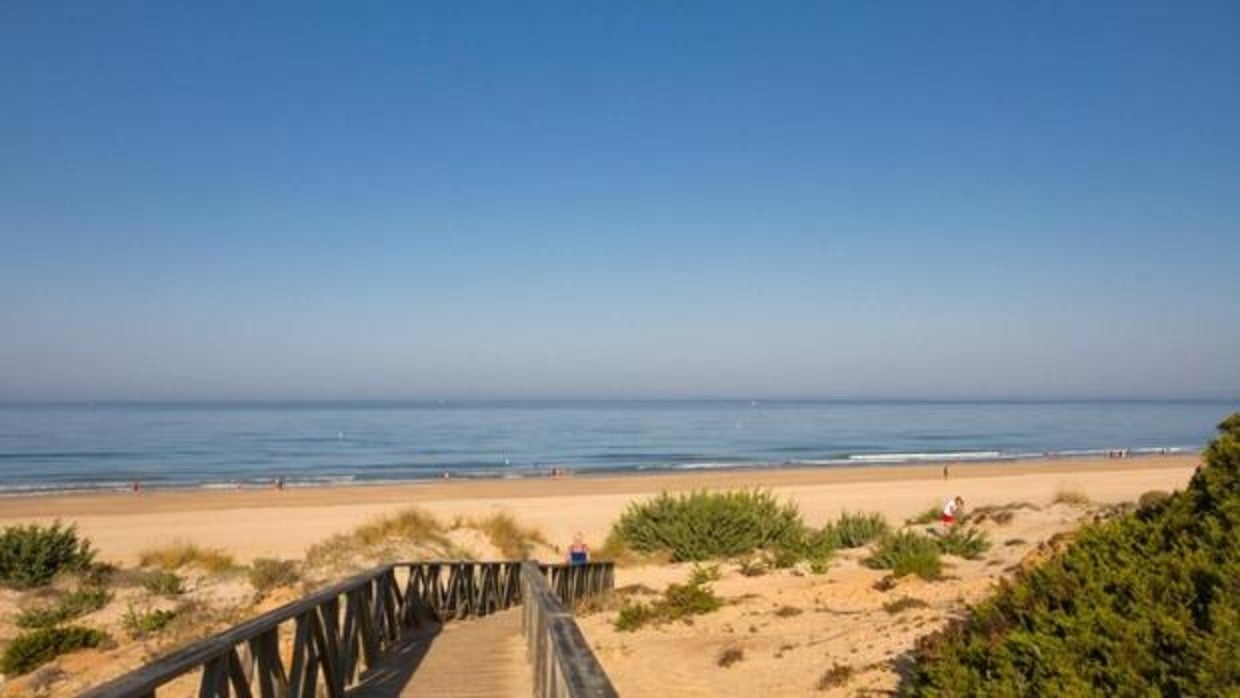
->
[{"left": 0, "top": 400, "right": 1235, "bottom": 495}]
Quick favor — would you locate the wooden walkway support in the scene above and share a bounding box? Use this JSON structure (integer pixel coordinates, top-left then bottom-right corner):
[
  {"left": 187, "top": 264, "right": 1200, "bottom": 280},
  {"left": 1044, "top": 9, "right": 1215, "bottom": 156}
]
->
[{"left": 79, "top": 560, "right": 614, "bottom": 698}]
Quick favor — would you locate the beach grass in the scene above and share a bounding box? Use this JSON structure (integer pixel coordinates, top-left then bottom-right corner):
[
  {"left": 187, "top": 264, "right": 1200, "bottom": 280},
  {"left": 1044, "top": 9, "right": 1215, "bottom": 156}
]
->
[
  {"left": 824, "top": 511, "right": 890, "bottom": 548},
  {"left": 464, "top": 512, "right": 549, "bottom": 559},
  {"left": 247, "top": 558, "right": 300, "bottom": 596},
  {"left": 864, "top": 531, "right": 943, "bottom": 580},
  {"left": 1051, "top": 486, "right": 1091, "bottom": 507},
  {"left": 137, "top": 541, "right": 237, "bottom": 574}
]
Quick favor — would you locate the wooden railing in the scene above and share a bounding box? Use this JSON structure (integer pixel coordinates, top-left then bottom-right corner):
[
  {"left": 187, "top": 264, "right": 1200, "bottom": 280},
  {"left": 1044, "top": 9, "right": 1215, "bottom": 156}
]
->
[
  {"left": 521, "top": 561, "right": 619, "bottom": 698},
  {"left": 79, "top": 560, "right": 614, "bottom": 698}
]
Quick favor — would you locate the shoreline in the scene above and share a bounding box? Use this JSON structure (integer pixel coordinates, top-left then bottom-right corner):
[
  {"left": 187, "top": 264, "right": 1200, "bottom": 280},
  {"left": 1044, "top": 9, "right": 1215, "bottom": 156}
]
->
[
  {"left": 0, "top": 448, "right": 1195, "bottom": 502},
  {"left": 0, "top": 455, "right": 1199, "bottom": 567}
]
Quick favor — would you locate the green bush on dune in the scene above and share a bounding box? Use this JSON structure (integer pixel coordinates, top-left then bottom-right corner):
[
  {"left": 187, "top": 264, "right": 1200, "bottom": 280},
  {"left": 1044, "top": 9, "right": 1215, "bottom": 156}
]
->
[
  {"left": 0, "top": 521, "right": 96, "bottom": 589},
  {"left": 611, "top": 489, "right": 805, "bottom": 562},
  {"left": 865, "top": 531, "right": 943, "bottom": 580},
  {"left": 15, "top": 587, "right": 111, "bottom": 629},
  {"left": 608, "top": 490, "right": 896, "bottom": 571},
  {"left": 826, "top": 511, "right": 890, "bottom": 548},
  {"left": 933, "top": 525, "right": 990, "bottom": 560},
  {"left": 902, "top": 413, "right": 1240, "bottom": 695},
  {"left": 0, "top": 625, "right": 109, "bottom": 675}
]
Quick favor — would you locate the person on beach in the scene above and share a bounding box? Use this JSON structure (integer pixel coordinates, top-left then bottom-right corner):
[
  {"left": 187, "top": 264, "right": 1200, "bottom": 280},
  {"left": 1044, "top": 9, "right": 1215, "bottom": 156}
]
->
[
  {"left": 567, "top": 532, "right": 589, "bottom": 565},
  {"left": 942, "top": 496, "right": 964, "bottom": 530}
]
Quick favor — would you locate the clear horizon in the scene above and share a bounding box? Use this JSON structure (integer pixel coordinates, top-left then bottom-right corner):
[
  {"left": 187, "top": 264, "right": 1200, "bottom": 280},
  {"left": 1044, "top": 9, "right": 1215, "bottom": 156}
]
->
[{"left": 3, "top": 2, "right": 1239, "bottom": 402}]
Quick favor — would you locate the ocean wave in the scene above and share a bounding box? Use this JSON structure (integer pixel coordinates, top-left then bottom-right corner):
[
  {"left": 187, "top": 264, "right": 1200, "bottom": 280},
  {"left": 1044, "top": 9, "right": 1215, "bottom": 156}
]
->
[
  {"left": 847, "top": 451, "right": 1005, "bottom": 463},
  {"left": 671, "top": 461, "right": 769, "bottom": 471}
]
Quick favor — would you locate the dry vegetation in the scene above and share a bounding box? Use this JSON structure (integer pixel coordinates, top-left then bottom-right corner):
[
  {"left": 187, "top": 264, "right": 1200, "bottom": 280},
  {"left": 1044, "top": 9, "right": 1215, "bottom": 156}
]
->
[
  {"left": 1051, "top": 486, "right": 1091, "bottom": 507},
  {"left": 0, "top": 506, "right": 554, "bottom": 696},
  {"left": 136, "top": 542, "right": 237, "bottom": 575}
]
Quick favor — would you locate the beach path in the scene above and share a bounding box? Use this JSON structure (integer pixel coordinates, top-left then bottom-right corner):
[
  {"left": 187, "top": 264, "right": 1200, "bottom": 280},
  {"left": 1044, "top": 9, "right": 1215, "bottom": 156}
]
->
[{"left": 349, "top": 607, "right": 531, "bottom": 698}]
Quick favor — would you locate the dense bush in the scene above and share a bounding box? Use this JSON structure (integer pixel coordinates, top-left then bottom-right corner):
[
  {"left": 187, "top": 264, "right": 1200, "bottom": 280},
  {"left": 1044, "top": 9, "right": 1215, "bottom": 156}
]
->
[
  {"left": 865, "top": 531, "right": 942, "bottom": 580},
  {"left": 903, "top": 413, "right": 1240, "bottom": 695},
  {"left": 0, "top": 522, "right": 96, "bottom": 589},
  {"left": 0, "top": 625, "right": 109, "bottom": 675},
  {"left": 611, "top": 490, "right": 804, "bottom": 562},
  {"left": 15, "top": 587, "right": 111, "bottom": 629},
  {"left": 933, "top": 526, "right": 990, "bottom": 560}
]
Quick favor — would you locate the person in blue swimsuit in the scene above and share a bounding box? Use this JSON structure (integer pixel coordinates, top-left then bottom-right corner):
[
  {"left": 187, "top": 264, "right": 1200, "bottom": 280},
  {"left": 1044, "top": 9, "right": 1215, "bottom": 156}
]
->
[{"left": 567, "top": 532, "right": 589, "bottom": 565}]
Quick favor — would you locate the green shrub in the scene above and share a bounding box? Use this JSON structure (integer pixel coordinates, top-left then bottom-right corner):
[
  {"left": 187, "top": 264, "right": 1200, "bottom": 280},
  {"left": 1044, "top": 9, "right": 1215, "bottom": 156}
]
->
[
  {"left": 138, "top": 570, "right": 184, "bottom": 596},
  {"left": 122, "top": 604, "right": 177, "bottom": 639},
  {"left": 247, "top": 558, "right": 300, "bottom": 594},
  {"left": 613, "top": 579, "right": 722, "bottom": 631},
  {"left": 611, "top": 490, "right": 804, "bottom": 562},
  {"left": 15, "top": 587, "right": 111, "bottom": 629},
  {"left": 0, "top": 625, "right": 109, "bottom": 675},
  {"left": 776, "top": 527, "right": 836, "bottom": 568},
  {"left": 904, "top": 413, "right": 1240, "bottom": 695},
  {"left": 662, "top": 581, "right": 723, "bottom": 617},
  {"left": 825, "top": 511, "right": 890, "bottom": 548},
  {"left": 614, "top": 601, "right": 658, "bottom": 631},
  {"left": 0, "top": 522, "right": 95, "bottom": 589},
  {"left": 865, "top": 531, "right": 942, "bottom": 580},
  {"left": 934, "top": 526, "right": 990, "bottom": 560}
]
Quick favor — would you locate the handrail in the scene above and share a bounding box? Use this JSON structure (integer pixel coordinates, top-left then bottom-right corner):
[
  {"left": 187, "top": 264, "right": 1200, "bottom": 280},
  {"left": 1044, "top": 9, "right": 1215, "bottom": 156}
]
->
[
  {"left": 80, "top": 559, "right": 613, "bottom": 697},
  {"left": 521, "top": 560, "right": 619, "bottom": 698}
]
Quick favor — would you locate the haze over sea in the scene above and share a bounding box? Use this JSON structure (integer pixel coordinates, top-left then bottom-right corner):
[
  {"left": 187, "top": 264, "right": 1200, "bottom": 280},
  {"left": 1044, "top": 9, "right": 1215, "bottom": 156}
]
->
[{"left": 0, "top": 400, "right": 1234, "bottom": 494}]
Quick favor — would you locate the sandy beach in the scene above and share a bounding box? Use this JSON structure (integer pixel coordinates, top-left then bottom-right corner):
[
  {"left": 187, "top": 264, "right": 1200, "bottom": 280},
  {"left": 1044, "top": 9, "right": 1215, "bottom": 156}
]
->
[
  {"left": 0, "top": 455, "right": 1197, "bottom": 565},
  {"left": 0, "top": 454, "right": 1204, "bottom": 696}
]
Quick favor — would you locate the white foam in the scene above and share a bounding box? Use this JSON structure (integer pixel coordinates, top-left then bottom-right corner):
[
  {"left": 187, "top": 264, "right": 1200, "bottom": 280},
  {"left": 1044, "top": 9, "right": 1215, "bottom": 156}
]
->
[{"left": 848, "top": 451, "right": 1003, "bottom": 463}]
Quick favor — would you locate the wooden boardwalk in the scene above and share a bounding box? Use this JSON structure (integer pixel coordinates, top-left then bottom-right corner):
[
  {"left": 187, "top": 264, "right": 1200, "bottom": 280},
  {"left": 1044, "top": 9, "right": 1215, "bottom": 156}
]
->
[
  {"left": 349, "top": 608, "right": 531, "bottom": 698},
  {"left": 81, "top": 561, "right": 615, "bottom": 698}
]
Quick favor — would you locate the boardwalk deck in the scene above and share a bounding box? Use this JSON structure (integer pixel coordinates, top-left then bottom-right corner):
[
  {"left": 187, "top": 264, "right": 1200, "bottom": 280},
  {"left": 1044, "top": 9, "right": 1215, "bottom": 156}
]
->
[{"left": 348, "top": 608, "right": 531, "bottom": 697}]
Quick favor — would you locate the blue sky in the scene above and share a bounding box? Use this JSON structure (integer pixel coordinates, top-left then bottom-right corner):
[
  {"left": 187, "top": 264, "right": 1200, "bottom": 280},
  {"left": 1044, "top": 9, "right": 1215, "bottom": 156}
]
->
[{"left": 2, "top": 2, "right": 1238, "bottom": 400}]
